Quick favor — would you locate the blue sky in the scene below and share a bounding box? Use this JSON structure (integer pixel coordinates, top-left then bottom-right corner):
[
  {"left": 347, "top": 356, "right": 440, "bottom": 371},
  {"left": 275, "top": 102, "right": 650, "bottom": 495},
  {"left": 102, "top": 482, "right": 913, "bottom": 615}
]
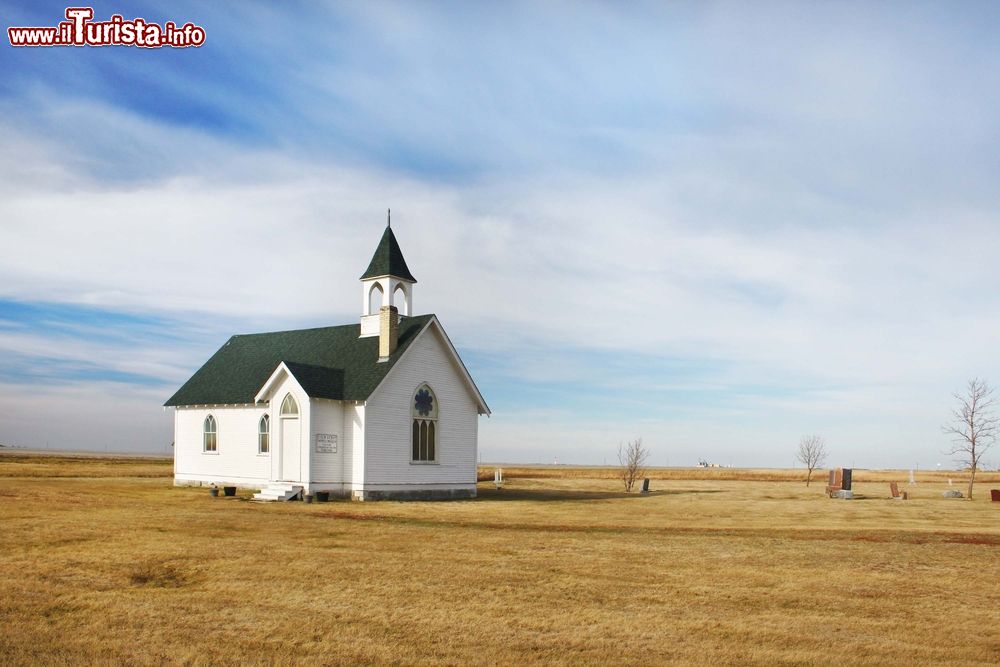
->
[{"left": 2, "top": 1, "right": 1000, "bottom": 468}]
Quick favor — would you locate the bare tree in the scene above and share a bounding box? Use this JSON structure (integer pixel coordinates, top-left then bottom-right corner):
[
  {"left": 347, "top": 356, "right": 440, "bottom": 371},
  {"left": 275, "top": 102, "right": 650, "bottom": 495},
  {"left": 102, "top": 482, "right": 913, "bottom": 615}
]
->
[
  {"left": 617, "top": 438, "right": 649, "bottom": 493},
  {"left": 796, "top": 435, "right": 827, "bottom": 487},
  {"left": 942, "top": 378, "right": 997, "bottom": 500}
]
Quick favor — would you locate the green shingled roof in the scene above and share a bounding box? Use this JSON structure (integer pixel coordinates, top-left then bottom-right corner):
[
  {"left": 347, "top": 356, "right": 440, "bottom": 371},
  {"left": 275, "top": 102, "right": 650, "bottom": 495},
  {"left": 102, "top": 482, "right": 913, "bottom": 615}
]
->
[
  {"left": 164, "top": 315, "right": 434, "bottom": 407},
  {"left": 360, "top": 226, "right": 417, "bottom": 282}
]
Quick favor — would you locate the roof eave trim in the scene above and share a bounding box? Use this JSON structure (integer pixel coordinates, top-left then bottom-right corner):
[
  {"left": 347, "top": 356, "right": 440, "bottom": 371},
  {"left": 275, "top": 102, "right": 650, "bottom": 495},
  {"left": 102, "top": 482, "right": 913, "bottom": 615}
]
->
[
  {"left": 426, "top": 318, "right": 491, "bottom": 416},
  {"left": 359, "top": 272, "right": 417, "bottom": 284}
]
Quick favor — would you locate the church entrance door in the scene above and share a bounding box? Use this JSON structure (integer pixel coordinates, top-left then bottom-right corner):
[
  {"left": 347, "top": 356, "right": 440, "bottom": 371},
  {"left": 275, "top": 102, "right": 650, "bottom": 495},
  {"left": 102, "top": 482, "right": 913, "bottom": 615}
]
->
[{"left": 279, "top": 416, "right": 301, "bottom": 481}]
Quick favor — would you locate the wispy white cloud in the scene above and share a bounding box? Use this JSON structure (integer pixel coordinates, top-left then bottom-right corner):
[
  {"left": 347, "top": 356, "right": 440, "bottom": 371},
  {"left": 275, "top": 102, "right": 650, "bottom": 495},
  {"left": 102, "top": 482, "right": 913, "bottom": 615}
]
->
[{"left": 2, "top": 1, "right": 1000, "bottom": 466}]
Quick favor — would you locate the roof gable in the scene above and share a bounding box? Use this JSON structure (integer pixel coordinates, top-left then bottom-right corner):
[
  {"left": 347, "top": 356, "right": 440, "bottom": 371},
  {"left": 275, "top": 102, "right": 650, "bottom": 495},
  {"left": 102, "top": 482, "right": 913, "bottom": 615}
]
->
[
  {"left": 360, "top": 226, "right": 417, "bottom": 282},
  {"left": 164, "top": 315, "right": 433, "bottom": 406},
  {"left": 369, "top": 318, "right": 491, "bottom": 416},
  {"left": 253, "top": 362, "right": 344, "bottom": 404}
]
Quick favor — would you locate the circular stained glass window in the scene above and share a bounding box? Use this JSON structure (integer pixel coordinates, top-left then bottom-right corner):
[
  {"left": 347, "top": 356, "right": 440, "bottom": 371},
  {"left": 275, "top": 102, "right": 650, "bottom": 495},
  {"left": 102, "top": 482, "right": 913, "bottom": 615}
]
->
[{"left": 414, "top": 388, "right": 434, "bottom": 416}]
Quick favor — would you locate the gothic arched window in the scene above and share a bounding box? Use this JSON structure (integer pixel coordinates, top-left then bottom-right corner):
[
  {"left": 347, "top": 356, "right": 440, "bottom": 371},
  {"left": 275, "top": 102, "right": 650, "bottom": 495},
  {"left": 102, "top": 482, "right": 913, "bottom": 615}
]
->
[
  {"left": 203, "top": 415, "right": 217, "bottom": 453},
  {"left": 393, "top": 284, "right": 408, "bottom": 316},
  {"left": 411, "top": 384, "right": 437, "bottom": 462},
  {"left": 280, "top": 393, "right": 299, "bottom": 417},
  {"left": 258, "top": 414, "right": 270, "bottom": 454},
  {"left": 368, "top": 282, "right": 384, "bottom": 315}
]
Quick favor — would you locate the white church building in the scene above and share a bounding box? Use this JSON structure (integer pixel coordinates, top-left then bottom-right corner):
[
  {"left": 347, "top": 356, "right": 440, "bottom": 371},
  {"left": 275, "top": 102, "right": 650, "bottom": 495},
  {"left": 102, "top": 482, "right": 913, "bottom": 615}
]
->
[{"left": 165, "top": 224, "right": 490, "bottom": 500}]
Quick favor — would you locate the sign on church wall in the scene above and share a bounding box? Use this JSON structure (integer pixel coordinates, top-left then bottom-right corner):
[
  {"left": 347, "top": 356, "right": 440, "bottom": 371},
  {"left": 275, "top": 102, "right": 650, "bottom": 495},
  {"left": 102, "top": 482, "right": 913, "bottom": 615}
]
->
[{"left": 315, "top": 433, "right": 337, "bottom": 454}]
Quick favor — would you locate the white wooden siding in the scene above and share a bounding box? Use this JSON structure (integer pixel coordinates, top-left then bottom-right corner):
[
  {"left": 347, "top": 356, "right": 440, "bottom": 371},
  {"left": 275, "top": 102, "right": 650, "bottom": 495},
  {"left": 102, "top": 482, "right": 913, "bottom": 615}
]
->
[
  {"left": 310, "top": 399, "right": 345, "bottom": 483},
  {"left": 174, "top": 368, "right": 312, "bottom": 486},
  {"left": 174, "top": 405, "right": 270, "bottom": 485},
  {"left": 344, "top": 403, "right": 365, "bottom": 487},
  {"left": 364, "top": 323, "right": 479, "bottom": 486}
]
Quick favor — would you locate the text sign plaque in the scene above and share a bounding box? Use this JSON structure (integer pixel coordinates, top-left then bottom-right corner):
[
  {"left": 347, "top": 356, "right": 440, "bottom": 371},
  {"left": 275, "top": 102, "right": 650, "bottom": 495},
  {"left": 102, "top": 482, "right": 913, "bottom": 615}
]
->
[{"left": 315, "top": 433, "right": 338, "bottom": 454}]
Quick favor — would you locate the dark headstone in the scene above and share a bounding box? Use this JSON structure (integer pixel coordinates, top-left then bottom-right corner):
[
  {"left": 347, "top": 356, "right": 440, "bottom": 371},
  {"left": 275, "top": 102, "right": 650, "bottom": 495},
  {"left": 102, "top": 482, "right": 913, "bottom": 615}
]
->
[
  {"left": 842, "top": 468, "right": 852, "bottom": 491},
  {"left": 890, "top": 482, "right": 900, "bottom": 498},
  {"left": 641, "top": 478, "right": 650, "bottom": 494},
  {"left": 991, "top": 489, "right": 1000, "bottom": 502}
]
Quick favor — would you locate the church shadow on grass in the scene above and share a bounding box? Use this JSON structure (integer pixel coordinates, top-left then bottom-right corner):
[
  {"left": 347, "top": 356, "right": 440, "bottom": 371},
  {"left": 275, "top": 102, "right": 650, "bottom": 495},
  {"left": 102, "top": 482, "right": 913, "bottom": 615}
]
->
[{"left": 474, "top": 487, "right": 724, "bottom": 502}]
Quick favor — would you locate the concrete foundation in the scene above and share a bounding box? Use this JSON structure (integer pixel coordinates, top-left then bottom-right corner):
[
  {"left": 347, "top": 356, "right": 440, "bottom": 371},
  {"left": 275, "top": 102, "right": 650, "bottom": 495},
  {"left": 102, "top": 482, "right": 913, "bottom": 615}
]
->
[{"left": 352, "top": 488, "right": 477, "bottom": 501}]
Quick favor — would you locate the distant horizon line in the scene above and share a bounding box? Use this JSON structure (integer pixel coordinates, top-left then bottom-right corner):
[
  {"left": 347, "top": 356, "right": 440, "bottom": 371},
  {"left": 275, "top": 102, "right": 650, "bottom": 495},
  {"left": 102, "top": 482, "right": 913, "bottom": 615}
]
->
[{"left": 0, "top": 445, "right": 979, "bottom": 472}]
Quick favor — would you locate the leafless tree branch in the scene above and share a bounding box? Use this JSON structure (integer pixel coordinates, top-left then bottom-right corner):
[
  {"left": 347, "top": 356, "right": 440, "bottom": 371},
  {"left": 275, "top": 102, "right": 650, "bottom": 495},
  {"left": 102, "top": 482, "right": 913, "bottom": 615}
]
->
[
  {"left": 796, "top": 435, "right": 827, "bottom": 487},
  {"left": 617, "top": 438, "right": 649, "bottom": 493},
  {"left": 942, "top": 378, "right": 997, "bottom": 499}
]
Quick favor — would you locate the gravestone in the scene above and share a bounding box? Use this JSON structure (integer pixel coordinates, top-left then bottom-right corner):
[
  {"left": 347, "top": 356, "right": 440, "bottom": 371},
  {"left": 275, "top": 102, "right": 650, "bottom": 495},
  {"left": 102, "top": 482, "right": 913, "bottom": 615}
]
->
[
  {"left": 890, "top": 482, "right": 900, "bottom": 499},
  {"left": 641, "top": 478, "right": 650, "bottom": 494},
  {"left": 909, "top": 469, "right": 916, "bottom": 484},
  {"left": 826, "top": 470, "right": 838, "bottom": 497},
  {"left": 826, "top": 468, "right": 855, "bottom": 498},
  {"left": 990, "top": 489, "right": 1000, "bottom": 502}
]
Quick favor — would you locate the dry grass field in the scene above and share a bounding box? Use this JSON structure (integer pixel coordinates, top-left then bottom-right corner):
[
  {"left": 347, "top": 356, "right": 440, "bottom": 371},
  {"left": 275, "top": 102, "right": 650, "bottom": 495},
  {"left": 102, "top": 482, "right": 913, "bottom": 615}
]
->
[{"left": 1, "top": 453, "right": 999, "bottom": 665}]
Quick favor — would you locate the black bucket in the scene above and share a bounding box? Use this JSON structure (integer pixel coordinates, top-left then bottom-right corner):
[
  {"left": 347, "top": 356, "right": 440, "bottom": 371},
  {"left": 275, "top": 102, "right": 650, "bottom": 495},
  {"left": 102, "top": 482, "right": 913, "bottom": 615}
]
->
[
  {"left": 315, "top": 491, "right": 330, "bottom": 502},
  {"left": 223, "top": 486, "right": 237, "bottom": 497}
]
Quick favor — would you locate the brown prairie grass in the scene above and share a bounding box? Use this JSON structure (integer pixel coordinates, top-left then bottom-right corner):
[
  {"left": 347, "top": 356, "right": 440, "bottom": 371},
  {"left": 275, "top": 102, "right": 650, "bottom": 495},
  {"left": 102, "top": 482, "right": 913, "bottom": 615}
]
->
[
  {"left": 1, "top": 453, "right": 999, "bottom": 665},
  {"left": 0, "top": 452, "right": 171, "bottom": 478},
  {"left": 128, "top": 559, "right": 188, "bottom": 588}
]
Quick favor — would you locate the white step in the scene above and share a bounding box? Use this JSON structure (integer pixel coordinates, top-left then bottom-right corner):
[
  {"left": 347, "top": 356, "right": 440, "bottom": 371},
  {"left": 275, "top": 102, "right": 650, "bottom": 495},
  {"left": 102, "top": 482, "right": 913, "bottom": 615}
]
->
[{"left": 252, "top": 483, "right": 304, "bottom": 502}]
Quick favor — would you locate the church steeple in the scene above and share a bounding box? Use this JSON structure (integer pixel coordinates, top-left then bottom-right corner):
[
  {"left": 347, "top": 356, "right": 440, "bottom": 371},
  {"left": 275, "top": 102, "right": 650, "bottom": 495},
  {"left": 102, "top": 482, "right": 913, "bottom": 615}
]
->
[
  {"left": 359, "top": 219, "right": 416, "bottom": 337},
  {"left": 360, "top": 223, "right": 417, "bottom": 283}
]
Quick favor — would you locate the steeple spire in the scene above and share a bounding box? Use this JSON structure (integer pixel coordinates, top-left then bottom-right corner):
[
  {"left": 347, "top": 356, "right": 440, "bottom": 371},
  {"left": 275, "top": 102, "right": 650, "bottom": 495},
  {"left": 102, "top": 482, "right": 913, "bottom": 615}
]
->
[
  {"left": 359, "top": 219, "right": 416, "bottom": 336},
  {"left": 360, "top": 224, "right": 416, "bottom": 283}
]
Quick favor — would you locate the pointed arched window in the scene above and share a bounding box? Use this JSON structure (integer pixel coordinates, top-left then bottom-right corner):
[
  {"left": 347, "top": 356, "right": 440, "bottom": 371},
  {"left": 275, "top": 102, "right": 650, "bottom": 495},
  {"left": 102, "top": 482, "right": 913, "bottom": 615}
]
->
[
  {"left": 258, "top": 414, "right": 270, "bottom": 454},
  {"left": 280, "top": 393, "right": 299, "bottom": 417},
  {"left": 411, "top": 384, "right": 437, "bottom": 462},
  {"left": 368, "top": 282, "right": 384, "bottom": 315},
  {"left": 203, "top": 415, "right": 217, "bottom": 453},
  {"left": 393, "top": 284, "right": 408, "bottom": 316}
]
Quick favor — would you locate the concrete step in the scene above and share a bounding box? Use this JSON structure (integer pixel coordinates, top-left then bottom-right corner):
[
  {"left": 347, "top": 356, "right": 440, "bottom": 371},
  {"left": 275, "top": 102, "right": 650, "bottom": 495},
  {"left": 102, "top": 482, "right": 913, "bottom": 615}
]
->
[{"left": 252, "top": 484, "right": 304, "bottom": 502}]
